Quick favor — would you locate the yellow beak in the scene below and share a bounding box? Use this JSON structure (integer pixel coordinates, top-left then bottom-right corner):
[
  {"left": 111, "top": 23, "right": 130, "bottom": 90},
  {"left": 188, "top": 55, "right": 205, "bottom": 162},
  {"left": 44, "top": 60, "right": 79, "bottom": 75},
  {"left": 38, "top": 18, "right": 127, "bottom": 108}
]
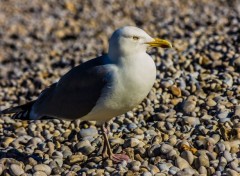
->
[{"left": 145, "top": 38, "right": 172, "bottom": 48}]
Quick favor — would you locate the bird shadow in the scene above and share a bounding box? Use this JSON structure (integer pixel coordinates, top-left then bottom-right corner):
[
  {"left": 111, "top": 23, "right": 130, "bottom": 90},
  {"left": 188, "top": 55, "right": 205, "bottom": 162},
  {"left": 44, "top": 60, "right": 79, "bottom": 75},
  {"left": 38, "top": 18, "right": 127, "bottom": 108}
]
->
[{"left": 0, "top": 148, "right": 44, "bottom": 163}]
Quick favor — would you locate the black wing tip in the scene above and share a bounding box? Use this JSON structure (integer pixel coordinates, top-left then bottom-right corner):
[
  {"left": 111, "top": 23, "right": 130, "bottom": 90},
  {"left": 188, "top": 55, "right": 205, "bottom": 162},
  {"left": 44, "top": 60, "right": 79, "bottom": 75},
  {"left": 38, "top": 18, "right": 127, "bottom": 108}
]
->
[
  {"left": 0, "top": 107, "right": 21, "bottom": 115},
  {"left": 0, "top": 101, "right": 36, "bottom": 120},
  {"left": 12, "top": 110, "right": 31, "bottom": 120}
]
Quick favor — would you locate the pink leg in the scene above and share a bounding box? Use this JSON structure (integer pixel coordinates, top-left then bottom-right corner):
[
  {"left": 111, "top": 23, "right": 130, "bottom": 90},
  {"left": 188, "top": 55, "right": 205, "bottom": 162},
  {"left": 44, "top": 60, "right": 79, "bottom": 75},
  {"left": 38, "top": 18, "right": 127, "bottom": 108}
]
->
[{"left": 101, "top": 123, "right": 130, "bottom": 163}]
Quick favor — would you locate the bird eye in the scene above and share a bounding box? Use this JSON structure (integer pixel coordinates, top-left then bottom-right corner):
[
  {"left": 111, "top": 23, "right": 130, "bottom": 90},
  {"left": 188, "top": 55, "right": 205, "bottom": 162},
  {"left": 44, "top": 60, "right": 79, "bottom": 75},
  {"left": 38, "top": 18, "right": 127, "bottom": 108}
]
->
[{"left": 132, "top": 36, "right": 139, "bottom": 40}]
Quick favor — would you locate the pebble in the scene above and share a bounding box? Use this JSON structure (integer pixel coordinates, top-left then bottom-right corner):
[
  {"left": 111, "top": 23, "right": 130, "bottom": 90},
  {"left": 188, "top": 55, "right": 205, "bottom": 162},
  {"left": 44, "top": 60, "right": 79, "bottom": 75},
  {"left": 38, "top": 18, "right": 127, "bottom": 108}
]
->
[
  {"left": 206, "top": 99, "right": 217, "bottom": 107},
  {"left": 169, "top": 166, "right": 180, "bottom": 175},
  {"left": 180, "top": 151, "right": 194, "bottom": 165},
  {"left": 9, "top": 164, "right": 24, "bottom": 176},
  {"left": 223, "top": 150, "right": 233, "bottom": 162},
  {"left": 198, "top": 166, "right": 207, "bottom": 175},
  {"left": 226, "top": 169, "right": 240, "bottom": 176},
  {"left": 159, "top": 144, "right": 173, "bottom": 154},
  {"left": 130, "top": 161, "right": 141, "bottom": 172},
  {"left": 182, "top": 96, "right": 196, "bottom": 114},
  {"left": 75, "top": 140, "right": 95, "bottom": 155},
  {"left": 217, "top": 110, "right": 229, "bottom": 119},
  {"left": 175, "top": 156, "right": 191, "bottom": 170},
  {"left": 79, "top": 127, "right": 98, "bottom": 138},
  {"left": 195, "top": 154, "right": 210, "bottom": 168},
  {"left": 141, "top": 171, "right": 152, "bottom": 176},
  {"left": 110, "top": 137, "right": 125, "bottom": 145},
  {"left": 33, "top": 171, "right": 48, "bottom": 176},
  {"left": 147, "top": 144, "right": 161, "bottom": 157},
  {"left": 127, "top": 123, "right": 138, "bottom": 130},
  {"left": 34, "top": 164, "right": 52, "bottom": 175},
  {"left": 0, "top": 164, "right": 3, "bottom": 175},
  {"left": 68, "top": 154, "right": 85, "bottom": 164},
  {"left": 124, "top": 138, "right": 141, "bottom": 148}
]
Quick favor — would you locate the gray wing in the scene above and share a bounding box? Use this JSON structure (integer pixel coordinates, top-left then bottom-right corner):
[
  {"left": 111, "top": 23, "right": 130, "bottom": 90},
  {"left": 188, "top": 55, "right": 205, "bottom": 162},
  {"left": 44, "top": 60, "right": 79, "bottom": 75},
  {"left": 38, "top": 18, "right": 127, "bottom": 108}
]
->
[{"left": 32, "top": 55, "right": 111, "bottom": 120}]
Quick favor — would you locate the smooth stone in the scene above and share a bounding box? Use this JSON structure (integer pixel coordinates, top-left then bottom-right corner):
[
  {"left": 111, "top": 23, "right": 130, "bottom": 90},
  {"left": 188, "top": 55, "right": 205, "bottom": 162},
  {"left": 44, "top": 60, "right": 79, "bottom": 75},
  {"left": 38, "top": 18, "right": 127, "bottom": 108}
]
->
[
  {"left": 217, "top": 110, "right": 229, "bottom": 119},
  {"left": 167, "top": 149, "right": 178, "bottom": 160},
  {"left": 160, "top": 144, "right": 173, "bottom": 154},
  {"left": 218, "top": 156, "right": 227, "bottom": 171},
  {"left": 103, "top": 159, "right": 113, "bottom": 167},
  {"left": 169, "top": 166, "right": 180, "bottom": 175},
  {"left": 168, "top": 135, "right": 177, "bottom": 146},
  {"left": 54, "top": 158, "right": 63, "bottom": 167},
  {"left": 105, "top": 167, "right": 115, "bottom": 173},
  {"left": 79, "top": 127, "right": 98, "bottom": 138},
  {"left": 134, "top": 128, "right": 144, "bottom": 135},
  {"left": 69, "top": 154, "right": 85, "bottom": 164},
  {"left": 52, "top": 167, "right": 63, "bottom": 174},
  {"left": 223, "top": 150, "right": 233, "bottom": 162},
  {"left": 215, "top": 171, "right": 221, "bottom": 176},
  {"left": 216, "top": 142, "right": 226, "bottom": 153},
  {"left": 175, "top": 171, "right": 191, "bottom": 176},
  {"left": 181, "top": 150, "right": 194, "bottom": 165},
  {"left": 145, "top": 130, "right": 157, "bottom": 136},
  {"left": 66, "top": 171, "right": 77, "bottom": 176},
  {"left": 33, "top": 164, "right": 52, "bottom": 175},
  {"left": 195, "top": 154, "right": 210, "bottom": 168},
  {"left": 0, "top": 164, "right": 3, "bottom": 175},
  {"left": 149, "top": 164, "right": 160, "bottom": 175},
  {"left": 110, "top": 138, "right": 124, "bottom": 145},
  {"left": 226, "top": 169, "right": 240, "bottom": 176},
  {"left": 9, "top": 164, "right": 24, "bottom": 176},
  {"left": 63, "top": 149, "right": 73, "bottom": 159},
  {"left": 24, "top": 164, "right": 32, "bottom": 172},
  {"left": 71, "top": 165, "right": 81, "bottom": 172},
  {"left": 219, "top": 117, "right": 231, "bottom": 123},
  {"left": 175, "top": 156, "right": 191, "bottom": 170},
  {"left": 154, "top": 173, "right": 167, "bottom": 176},
  {"left": 52, "top": 151, "right": 63, "bottom": 159},
  {"left": 161, "top": 79, "right": 174, "bottom": 88},
  {"left": 127, "top": 123, "right": 138, "bottom": 130},
  {"left": 148, "top": 144, "right": 161, "bottom": 157},
  {"left": 207, "top": 167, "right": 216, "bottom": 175},
  {"left": 130, "top": 161, "right": 141, "bottom": 172},
  {"left": 183, "top": 116, "right": 200, "bottom": 126},
  {"left": 206, "top": 99, "right": 217, "bottom": 107},
  {"left": 158, "top": 163, "right": 172, "bottom": 172},
  {"left": 141, "top": 171, "right": 152, "bottom": 176},
  {"left": 182, "top": 99, "right": 196, "bottom": 114},
  {"left": 211, "top": 134, "right": 221, "bottom": 143},
  {"left": 182, "top": 167, "right": 196, "bottom": 175},
  {"left": 29, "top": 137, "right": 42, "bottom": 146},
  {"left": 198, "top": 166, "right": 207, "bottom": 175},
  {"left": 229, "top": 159, "right": 240, "bottom": 172},
  {"left": 28, "top": 157, "right": 38, "bottom": 166},
  {"left": 210, "top": 160, "right": 219, "bottom": 168},
  {"left": 234, "top": 106, "right": 240, "bottom": 116},
  {"left": 124, "top": 138, "right": 140, "bottom": 148},
  {"left": 75, "top": 141, "right": 95, "bottom": 155},
  {"left": 33, "top": 171, "right": 47, "bottom": 176},
  {"left": 47, "top": 142, "right": 55, "bottom": 155}
]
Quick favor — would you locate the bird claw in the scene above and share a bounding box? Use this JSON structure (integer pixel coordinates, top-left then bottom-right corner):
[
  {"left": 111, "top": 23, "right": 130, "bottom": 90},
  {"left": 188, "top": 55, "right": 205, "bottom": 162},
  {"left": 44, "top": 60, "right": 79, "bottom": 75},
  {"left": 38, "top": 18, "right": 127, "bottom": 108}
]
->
[{"left": 110, "top": 153, "right": 130, "bottom": 163}]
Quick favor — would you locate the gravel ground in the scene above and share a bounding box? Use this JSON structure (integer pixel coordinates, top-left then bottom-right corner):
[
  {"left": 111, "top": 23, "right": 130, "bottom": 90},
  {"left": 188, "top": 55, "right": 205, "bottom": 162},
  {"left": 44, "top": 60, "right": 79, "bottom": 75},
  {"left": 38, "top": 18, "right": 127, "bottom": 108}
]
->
[{"left": 0, "top": 0, "right": 240, "bottom": 176}]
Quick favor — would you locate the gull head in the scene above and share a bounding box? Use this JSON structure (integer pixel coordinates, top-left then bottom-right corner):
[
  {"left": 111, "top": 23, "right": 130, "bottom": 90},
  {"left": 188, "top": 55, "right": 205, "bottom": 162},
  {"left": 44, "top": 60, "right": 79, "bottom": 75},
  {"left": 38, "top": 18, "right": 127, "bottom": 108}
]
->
[{"left": 108, "top": 26, "right": 172, "bottom": 58}]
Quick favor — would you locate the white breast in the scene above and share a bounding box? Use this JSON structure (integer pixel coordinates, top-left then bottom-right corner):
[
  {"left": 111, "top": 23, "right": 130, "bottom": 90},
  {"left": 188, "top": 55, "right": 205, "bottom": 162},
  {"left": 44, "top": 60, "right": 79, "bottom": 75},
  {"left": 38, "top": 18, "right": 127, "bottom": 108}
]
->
[{"left": 81, "top": 53, "right": 156, "bottom": 124}]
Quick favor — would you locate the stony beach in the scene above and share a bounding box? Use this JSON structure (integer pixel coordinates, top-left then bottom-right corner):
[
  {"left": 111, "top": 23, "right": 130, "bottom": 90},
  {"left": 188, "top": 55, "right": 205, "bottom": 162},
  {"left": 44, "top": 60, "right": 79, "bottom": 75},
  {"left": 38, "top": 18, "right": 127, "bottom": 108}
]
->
[{"left": 0, "top": 0, "right": 240, "bottom": 175}]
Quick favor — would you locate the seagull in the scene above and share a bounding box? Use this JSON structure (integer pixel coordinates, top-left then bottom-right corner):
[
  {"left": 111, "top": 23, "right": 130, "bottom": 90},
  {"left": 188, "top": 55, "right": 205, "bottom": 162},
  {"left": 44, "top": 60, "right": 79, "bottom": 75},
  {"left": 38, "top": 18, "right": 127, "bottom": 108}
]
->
[{"left": 0, "top": 26, "right": 172, "bottom": 162}]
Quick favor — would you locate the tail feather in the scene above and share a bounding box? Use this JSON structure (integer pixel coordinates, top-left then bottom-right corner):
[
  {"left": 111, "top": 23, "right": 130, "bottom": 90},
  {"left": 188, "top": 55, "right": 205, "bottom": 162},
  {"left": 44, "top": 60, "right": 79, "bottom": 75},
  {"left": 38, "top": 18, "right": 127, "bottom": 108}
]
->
[{"left": 1, "top": 101, "right": 36, "bottom": 120}]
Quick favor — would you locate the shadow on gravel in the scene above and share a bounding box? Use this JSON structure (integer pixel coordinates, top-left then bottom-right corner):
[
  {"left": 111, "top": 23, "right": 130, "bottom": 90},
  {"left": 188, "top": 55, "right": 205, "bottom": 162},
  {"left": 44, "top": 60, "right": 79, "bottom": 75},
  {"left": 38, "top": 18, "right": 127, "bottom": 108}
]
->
[{"left": 0, "top": 148, "right": 44, "bottom": 163}]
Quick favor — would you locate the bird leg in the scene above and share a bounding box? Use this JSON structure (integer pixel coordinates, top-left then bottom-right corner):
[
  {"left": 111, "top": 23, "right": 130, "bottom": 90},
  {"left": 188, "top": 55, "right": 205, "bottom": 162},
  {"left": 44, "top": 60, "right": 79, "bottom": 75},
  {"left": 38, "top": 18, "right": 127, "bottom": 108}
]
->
[
  {"left": 101, "top": 123, "right": 130, "bottom": 163},
  {"left": 101, "top": 123, "right": 110, "bottom": 159}
]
